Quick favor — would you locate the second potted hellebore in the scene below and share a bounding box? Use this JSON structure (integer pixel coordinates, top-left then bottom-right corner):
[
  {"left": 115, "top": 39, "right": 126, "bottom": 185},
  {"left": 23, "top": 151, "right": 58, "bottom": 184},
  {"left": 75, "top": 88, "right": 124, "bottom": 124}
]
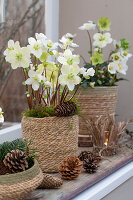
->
[{"left": 77, "top": 17, "right": 132, "bottom": 145}]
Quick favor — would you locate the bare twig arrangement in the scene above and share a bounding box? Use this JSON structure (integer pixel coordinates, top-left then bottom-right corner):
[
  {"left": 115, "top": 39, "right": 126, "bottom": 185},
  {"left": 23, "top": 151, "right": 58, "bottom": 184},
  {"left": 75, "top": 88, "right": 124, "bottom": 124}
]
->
[{"left": 86, "top": 115, "right": 128, "bottom": 156}]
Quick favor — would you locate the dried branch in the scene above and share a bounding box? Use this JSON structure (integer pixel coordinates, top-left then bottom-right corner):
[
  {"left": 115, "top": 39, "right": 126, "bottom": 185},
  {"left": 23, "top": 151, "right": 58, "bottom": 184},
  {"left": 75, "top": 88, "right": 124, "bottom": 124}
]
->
[{"left": 0, "top": 0, "right": 44, "bottom": 97}]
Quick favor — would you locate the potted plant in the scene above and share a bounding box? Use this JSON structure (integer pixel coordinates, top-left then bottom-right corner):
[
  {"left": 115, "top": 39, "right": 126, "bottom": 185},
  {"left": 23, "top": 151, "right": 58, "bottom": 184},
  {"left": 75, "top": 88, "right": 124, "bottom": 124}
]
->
[
  {"left": 77, "top": 17, "right": 132, "bottom": 145},
  {"left": 0, "top": 139, "right": 43, "bottom": 200},
  {"left": 4, "top": 33, "right": 81, "bottom": 172}
]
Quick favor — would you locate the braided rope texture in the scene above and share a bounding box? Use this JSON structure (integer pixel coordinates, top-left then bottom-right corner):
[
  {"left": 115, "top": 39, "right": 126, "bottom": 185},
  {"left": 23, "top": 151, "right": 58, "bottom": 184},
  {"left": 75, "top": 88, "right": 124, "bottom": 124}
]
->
[
  {"left": 22, "top": 115, "right": 79, "bottom": 172},
  {"left": 77, "top": 86, "right": 118, "bottom": 135},
  {"left": 0, "top": 160, "right": 43, "bottom": 200}
]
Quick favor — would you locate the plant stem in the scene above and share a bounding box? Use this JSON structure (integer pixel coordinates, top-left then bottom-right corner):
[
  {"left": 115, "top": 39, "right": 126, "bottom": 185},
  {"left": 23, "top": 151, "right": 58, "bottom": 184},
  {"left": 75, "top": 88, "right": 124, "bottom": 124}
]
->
[
  {"left": 110, "top": 74, "right": 116, "bottom": 86},
  {"left": 22, "top": 69, "right": 32, "bottom": 109},
  {"left": 87, "top": 30, "right": 93, "bottom": 59},
  {"left": 69, "top": 85, "right": 80, "bottom": 101},
  {"left": 80, "top": 55, "right": 87, "bottom": 64}
]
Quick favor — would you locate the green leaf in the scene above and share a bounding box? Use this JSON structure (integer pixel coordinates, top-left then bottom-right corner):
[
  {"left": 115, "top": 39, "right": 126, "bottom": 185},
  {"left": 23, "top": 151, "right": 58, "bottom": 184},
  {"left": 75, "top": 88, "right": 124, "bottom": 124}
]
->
[
  {"left": 88, "top": 50, "right": 92, "bottom": 54},
  {"left": 41, "top": 80, "right": 44, "bottom": 85},
  {"left": 81, "top": 81, "right": 88, "bottom": 88},
  {"left": 97, "top": 80, "right": 102, "bottom": 85},
  {"left": 43, "top": 94, "right": 48, "bottom": 99},
  {"left": 24, "top": 68, "right": 29, "bottom": 72},
  {"left": 40, "top": 52, "right": 49, "bottom": 62},
  {"left": 120, "top": 38, "right": 130, "bottom": 50},
  {"left": 49, "top": 51, "right": 54, "bottom": 55}
]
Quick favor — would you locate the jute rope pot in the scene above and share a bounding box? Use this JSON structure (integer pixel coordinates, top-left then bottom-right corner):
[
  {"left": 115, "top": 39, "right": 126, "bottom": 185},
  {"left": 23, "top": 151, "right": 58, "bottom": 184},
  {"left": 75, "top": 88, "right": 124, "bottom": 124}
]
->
[
  {"left": 22, "top": 115, "right": 79, "bottom": 173},
  {"left": 0, "top": 160, "right": 43, "bottom": 200},
  {"left": 77, "top": 86, "right": 118, "bottom": 146}
]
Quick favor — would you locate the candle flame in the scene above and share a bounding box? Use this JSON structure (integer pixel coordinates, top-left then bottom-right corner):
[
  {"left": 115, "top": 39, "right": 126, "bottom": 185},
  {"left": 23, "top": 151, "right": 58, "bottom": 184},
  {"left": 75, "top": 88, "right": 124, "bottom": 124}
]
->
[{"left": 104, "top": 138, "right": 108, "bottom": 146}]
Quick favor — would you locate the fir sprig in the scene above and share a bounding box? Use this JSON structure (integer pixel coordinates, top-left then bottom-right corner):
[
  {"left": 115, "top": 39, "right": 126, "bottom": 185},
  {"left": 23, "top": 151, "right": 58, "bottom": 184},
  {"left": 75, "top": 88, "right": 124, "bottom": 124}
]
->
[{"left": 0, "top": 139, "right": 37, "bottom": 162}]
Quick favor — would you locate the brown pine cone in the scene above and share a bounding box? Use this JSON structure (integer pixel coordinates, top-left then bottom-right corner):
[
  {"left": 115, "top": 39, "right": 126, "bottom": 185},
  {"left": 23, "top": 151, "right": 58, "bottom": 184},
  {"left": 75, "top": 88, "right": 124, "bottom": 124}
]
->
[
  {"left": 79, "top": 151, "right": 101, "bottom": 174},
  {"left": 78, "top": 151, "right": 102, "bottom": 163},
  {"left": 3, "top": 149, "right": 29, "bottom": 173},
  {"left": 83, "top": 158, "right": 98, "bottom": 173},
  {"left": 78, "top": 151, "right": 93, "bottom": 161},
  {"left": 0, "top": 162, "right": 12, "bottom": 175},
  {"left": 54, "top": 101, "right": 77, "bottom": 117},
  {"left": 39, "top": 173, "right": 63, "bottom": 189},
  {"left": 58, "top": 156, "right": 82, "bottom": 180}
]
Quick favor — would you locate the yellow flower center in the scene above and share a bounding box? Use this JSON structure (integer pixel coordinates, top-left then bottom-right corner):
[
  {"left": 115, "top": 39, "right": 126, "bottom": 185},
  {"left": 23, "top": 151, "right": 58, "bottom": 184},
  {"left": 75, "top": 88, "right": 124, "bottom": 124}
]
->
[
  {"left": 68, "top": 73, "right": 74, "bottom": 79},
  {"left": 16, "top": 53, "right": 22, "bottom": 61},
  {"left": 99, "top": 36, "right": 105, "bottom": 41},
  {"left": 109, "top": 66, "right": 114, "bottom": 70},
  {"left": 123, "top": 51, "right": 128, "bottom": 56},
  {"left": 118, "top": 64, "right": 122, "bottom": 70},
  {"left": 114, "top": 55, "right": 119, "bottom": 61},
  {"left": 34, "top": 44, "right": 40, "bottom": 50}
]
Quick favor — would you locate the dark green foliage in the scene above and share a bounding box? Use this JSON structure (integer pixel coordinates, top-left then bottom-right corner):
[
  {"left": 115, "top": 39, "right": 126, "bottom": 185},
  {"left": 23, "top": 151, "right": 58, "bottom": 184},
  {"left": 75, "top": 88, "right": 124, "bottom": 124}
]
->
[
  {"left": 80, "top": 62, "right": 118, "bottom": 87},
  {"left": 120, "top": 38, "right": 130, "bottom": 50},
  {"left": 0, "top": 139, "right": 37, "bottom": 162},
  {"left": 23, "top": 105, "right": 55, "bottom": 118}
]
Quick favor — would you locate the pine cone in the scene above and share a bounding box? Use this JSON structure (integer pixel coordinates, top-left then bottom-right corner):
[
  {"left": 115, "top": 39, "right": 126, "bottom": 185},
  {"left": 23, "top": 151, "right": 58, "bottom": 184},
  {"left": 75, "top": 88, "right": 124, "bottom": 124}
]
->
[
  {"left": 3, "top": 149, "right": 28, "bottom": 173},
  {"left": 54, "top": 101, "right": 77, "bottom": 117},
  {"left": 59, "top": 156, "right": 82, "bottom": 180},
  {"left": 78, "top": 151, "right": 94, "bottom": 161},
  {"left": 79, "top": 151, "right": 101, "bottom": 174},
  {"left": 39, "top": 173, "right": 63, "bottom": 189},
  {"left": 79, "top": 151, "right": 102, "bottom": 163},
  {"left": 83, "top": 158, "right": 98, "bottom": 173}
]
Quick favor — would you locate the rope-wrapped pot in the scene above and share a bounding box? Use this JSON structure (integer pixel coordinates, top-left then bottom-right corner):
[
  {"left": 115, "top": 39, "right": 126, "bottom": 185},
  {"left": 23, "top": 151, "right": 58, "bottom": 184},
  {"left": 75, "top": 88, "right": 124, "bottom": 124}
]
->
[
  {"left": 22, "top": 115, "right": 79, "bottom": 173},
  {"left": 0, "top": 160, "right": 43, "bottom": 200},
  {"left": 77, "top": 86, "right": 118, "bottom": 146}
]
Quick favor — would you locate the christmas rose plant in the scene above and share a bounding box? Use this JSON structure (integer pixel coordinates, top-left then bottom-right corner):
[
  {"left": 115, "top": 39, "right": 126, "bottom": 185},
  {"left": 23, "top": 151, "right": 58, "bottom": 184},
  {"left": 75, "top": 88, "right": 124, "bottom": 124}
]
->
[
  {"left": 4, "top": 33, "right": 86, "bottom": 116},
  {"left": 78, "top": 17, "right": 132, "bottom": 87}
]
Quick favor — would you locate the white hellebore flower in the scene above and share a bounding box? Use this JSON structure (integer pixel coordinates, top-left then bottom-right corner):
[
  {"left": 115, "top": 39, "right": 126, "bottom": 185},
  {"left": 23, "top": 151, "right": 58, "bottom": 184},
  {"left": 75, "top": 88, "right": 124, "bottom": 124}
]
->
[
  {"left": 116, "top": 62, "right": 128, "bottom": 75},
  {"left": 59, "top": 65, "right": 81, "bottom": 91},
  {"left": 25, "top": 70, "right": 44, "bottom": 91},
  {"left": 4, "top": 40, "right": 20, "bottom": 60},
  {"left": 0, "top": 107, "right": 4, "bottom": 124},
  {"left": 79, "top": 67, "right": 87, "bottom": 75},
  {"left": 59, "top": 36, "right": 79, "bottom": 49},
  {"left": 108, "top": 62, "right": 117, "bottom": 74},
  {"left": 53, "top": 50, "right": 62, "bottom": 58},
  {"left": 65, "top": 33, "right": 76, "bottom": 39},
  {"left": 83, "top": 68, "right": 95, "bottom": 78},
  {"left": 35, "top": 33, "right": 47, "bottom": 41},
  {"left": 44, "top": 81, "right": 52, "bottom": 88},
  {"left": 28, "top": 37, "right": 45, "bottom": 58},
  {"left": 120, "top": 50, "right": 132, "bottom": 61},
  {"left": 9, "top": 46, "right": 31, "bottom": 69},
  {"left": 113, "top": 40, "right": 121, "bottom": 49},
  {"left": 93, "top": 33, "right": 112, "bottom": 48},
  {"left": 111, "top": 52, "right": 123, "bottom": 63},
  {"left": 43, "top": 39, "right": 58, "bottom": 50},
  {"left": 79, "top": 21, "right": 96, "bottom": 31},
  {"left": 58, "top": 49, "right": 80, "bottom": 66}
]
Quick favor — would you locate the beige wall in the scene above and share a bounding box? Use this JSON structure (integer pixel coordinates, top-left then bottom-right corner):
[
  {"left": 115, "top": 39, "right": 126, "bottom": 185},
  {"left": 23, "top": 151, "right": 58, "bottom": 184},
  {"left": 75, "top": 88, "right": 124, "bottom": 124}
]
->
[{"left": 59, "top": 0, "right": 133, "bottom": 123}]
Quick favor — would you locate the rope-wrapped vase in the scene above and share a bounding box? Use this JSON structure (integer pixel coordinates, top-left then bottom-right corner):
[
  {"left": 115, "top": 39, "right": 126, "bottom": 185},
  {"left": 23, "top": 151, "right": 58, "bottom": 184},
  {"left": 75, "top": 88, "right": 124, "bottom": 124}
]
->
[
  {"left": 77, "top": 86, "right": 118, "bottom": 147},
  {"left": 22, "top": 115, "right": 79, "bottom": 172},
  {"left": 0, "top": 160, "right": 43, "bottom": 200}
]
